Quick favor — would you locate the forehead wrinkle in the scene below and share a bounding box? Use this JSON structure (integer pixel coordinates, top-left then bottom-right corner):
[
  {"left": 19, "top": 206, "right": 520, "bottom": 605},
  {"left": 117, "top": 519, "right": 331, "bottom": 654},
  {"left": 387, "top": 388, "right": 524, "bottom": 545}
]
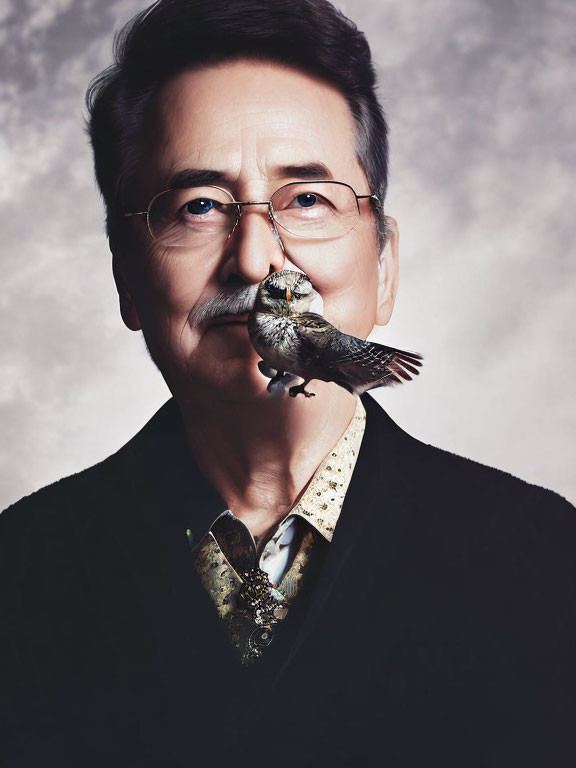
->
[{"left": 142, "top": 61, "right": 365, "bottom": 200}]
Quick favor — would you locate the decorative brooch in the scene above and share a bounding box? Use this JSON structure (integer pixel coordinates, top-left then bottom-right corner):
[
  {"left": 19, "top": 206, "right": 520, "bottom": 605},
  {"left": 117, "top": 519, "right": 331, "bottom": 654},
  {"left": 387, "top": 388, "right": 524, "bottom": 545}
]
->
[{"left": 238, "top": 567, "right": 289, "bottom": 664}]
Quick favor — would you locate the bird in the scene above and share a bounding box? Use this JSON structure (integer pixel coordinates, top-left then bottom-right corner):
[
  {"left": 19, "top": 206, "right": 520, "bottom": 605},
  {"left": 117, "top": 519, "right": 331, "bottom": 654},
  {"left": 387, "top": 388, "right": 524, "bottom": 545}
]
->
[{"left": 248, "top": 270, "right": 423, "bottom": 398}]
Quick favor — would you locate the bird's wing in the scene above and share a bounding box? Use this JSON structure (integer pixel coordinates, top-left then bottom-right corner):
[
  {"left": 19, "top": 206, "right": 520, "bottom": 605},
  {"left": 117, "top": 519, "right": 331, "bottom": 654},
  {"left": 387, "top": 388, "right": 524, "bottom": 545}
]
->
[
  {"left": 323, "top": 332, "right": 423, "bottom": 394},
  {"left": 290, "top": 312, "right": 333, "bottom": 334},
  {"left": 286, "top": 312, "right": 334, "bottom": 368}
]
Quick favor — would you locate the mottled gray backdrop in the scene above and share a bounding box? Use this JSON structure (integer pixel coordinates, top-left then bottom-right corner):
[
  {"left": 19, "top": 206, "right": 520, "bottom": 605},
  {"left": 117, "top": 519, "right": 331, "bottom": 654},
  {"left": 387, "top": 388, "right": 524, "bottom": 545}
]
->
[{"left": 1, "top": 0, "right": 575, "bottom": 509}]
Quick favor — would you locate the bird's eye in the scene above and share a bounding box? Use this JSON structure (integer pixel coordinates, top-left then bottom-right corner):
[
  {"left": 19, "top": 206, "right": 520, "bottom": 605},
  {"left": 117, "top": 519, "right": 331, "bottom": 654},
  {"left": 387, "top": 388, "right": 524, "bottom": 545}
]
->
[
  {"left": 296, "top": 281, "right": 312, "bottom": 296},
  {"left": 268, "top": 285, "right": 285, "bottom": 297},
  {"left": 185, "top": 198, "right": 214, "bottom": 215}
]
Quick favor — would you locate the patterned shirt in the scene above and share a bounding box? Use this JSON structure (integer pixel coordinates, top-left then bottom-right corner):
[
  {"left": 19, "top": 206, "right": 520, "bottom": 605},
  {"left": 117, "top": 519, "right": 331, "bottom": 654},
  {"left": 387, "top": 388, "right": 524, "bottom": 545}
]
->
[{"left": 188, "top": 398, "right": 366, "bottom": 664}]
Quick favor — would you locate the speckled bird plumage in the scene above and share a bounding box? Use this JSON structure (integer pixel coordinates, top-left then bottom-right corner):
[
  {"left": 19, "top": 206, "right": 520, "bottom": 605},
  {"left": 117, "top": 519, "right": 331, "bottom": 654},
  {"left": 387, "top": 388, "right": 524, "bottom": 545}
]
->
[{"left": 248, "top": 270, "right": 423, "bottom": 398}]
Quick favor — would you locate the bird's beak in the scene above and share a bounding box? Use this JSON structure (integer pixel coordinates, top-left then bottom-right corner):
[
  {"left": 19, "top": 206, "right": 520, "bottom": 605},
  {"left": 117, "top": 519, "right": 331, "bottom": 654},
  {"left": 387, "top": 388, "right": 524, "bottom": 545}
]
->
[{"left": 286, "top": 288, "right": 291, "bottom": 302}]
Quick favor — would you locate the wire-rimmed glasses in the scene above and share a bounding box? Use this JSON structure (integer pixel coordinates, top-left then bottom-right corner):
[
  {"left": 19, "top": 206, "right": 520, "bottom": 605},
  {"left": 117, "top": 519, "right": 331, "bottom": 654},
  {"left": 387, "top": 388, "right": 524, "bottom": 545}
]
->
[{"left": 124, "top": 180, "right": 380, "bottom": 249}]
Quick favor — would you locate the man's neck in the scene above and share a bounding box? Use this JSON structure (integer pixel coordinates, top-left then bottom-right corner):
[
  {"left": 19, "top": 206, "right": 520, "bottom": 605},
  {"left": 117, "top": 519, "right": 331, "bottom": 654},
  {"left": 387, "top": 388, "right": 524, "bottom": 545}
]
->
[{"left": 178, "top": 382, "right": 357, "bottom": 540}]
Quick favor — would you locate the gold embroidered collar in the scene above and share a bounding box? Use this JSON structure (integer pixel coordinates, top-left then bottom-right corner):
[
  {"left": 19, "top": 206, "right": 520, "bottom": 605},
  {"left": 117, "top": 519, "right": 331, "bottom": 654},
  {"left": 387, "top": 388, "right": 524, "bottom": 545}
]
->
[{"left": 288, "top": 397, "right": 366, "bottom": 541}]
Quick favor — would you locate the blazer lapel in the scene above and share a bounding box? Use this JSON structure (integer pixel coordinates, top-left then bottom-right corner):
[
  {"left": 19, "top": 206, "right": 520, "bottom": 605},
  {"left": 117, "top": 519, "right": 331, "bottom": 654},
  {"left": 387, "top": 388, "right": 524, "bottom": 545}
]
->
[{"left": 105, "top": 400, "right": 242, "bottom": 702}]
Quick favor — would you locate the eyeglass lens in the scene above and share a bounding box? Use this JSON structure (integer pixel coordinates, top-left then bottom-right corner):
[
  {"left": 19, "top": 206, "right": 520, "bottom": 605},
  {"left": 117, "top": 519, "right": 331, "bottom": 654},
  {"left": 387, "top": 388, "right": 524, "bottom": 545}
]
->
[{"left": 147, "top": 182, "right": 361, "bottom": 247}]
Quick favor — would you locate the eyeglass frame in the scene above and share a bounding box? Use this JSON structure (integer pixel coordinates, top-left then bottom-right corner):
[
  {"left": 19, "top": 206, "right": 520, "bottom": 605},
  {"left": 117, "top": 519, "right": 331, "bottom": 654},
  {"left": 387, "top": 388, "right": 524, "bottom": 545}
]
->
[{"left": 123, "top": 180, "right": 382, "bottom": 249}]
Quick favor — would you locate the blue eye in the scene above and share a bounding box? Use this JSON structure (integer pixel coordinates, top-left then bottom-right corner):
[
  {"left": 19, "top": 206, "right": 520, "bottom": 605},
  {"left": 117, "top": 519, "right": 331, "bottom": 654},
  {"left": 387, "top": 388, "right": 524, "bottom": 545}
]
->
[
  {"left": 186, "top": 198, "right": 214, "bottom": 215},
  {"left": 295, "top": 193, "right": 317, "bottom": 208}
]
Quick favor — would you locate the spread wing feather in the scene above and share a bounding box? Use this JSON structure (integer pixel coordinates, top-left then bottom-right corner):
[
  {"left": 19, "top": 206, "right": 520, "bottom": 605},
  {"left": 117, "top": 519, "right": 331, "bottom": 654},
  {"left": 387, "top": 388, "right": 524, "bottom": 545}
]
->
[
  {"left": 290, "top": 313, "right": 423, "bottom": 394},
  {"left": 322, "top": 330, "right": 423, "bottom": 395}
]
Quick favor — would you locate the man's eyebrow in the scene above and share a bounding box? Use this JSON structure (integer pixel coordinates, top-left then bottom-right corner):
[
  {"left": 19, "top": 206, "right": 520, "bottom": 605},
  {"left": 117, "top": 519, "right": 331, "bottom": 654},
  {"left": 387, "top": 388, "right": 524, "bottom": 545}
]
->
[
  {"left": 168, "top": 168, "right": 232, "bottom": 189},
  {"left": 277, "top": 162, "right": 333, "bottom": 180},
  {"left": 167, "top": 162, "right": 333, "bottom": 190}
]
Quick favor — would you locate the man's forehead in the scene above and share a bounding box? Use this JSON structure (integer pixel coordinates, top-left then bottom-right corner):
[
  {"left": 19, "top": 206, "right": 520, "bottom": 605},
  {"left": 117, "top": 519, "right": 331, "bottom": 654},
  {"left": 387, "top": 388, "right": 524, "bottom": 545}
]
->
[{"left": 140, "top": 60, "right": 364, "bottom": 193}]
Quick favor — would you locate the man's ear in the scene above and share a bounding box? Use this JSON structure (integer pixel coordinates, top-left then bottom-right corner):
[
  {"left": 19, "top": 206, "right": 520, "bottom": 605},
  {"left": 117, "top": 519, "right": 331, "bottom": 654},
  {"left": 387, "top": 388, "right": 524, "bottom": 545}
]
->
[
  {"left": 375, "top": 215, "right": 399, "bottom": 326},
  {"left": 112, "top": 253, "right": 141, "bottom": 331}
]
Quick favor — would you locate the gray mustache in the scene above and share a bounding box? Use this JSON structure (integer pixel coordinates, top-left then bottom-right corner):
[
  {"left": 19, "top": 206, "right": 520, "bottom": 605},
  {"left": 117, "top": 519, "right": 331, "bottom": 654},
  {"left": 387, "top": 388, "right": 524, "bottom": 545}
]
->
[{"left": 188, "top": 283, "right": 259, "bottom": 328}]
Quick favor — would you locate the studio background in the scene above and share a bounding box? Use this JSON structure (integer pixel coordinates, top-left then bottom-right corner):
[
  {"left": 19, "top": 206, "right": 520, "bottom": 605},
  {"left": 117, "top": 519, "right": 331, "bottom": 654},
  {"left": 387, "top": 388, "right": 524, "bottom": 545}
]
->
[{"left": 1, "top": 0, "right": 574, "bottom": 510}]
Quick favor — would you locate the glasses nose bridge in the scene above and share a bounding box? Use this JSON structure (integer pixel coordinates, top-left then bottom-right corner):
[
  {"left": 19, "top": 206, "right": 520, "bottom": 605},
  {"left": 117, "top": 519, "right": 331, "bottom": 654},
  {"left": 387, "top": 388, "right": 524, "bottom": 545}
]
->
[
  {"left": 233, "top": 199, "right": 285, "bottom": 252},
  {"left": 236, "top": 199, "right": 274, "bottom": 216},
  {"left": 235, "top": 198, "right": 274, "bottom": 221}
]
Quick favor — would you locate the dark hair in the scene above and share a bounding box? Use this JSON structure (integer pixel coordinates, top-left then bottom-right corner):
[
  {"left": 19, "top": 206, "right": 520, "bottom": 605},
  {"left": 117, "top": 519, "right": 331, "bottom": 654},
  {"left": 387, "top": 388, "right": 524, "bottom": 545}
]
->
[{"left": 86, "top": 0, "right": 389, "bottom": 246}]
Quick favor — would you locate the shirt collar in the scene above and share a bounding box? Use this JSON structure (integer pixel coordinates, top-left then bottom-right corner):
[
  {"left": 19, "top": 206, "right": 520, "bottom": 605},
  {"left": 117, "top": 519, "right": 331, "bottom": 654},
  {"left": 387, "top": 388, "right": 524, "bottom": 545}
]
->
[{"left": 289, "top": 396, "right": 366, "bottom": 542}]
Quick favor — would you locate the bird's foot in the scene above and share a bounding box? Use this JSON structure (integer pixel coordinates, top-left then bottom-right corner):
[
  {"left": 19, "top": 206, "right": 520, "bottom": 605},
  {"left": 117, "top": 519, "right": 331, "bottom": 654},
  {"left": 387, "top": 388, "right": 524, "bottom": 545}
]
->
[
  {"left": 267, "top": 370, "right": 287, "bottom": 398},
  {"left": 289, "top": 383, "right": 315, "bottom": 398}
]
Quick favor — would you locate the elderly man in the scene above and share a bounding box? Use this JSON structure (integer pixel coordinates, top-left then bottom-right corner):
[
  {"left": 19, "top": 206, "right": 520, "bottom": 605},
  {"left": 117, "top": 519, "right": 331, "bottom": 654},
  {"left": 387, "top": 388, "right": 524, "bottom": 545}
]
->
[{"left": 2, "top": 0, "right": 575, "bottom": 766}]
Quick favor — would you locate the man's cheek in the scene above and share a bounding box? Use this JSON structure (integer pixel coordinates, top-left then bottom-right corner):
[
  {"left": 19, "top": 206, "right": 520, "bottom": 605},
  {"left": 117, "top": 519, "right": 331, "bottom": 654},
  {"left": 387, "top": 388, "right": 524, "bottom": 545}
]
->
[
  {"left": 133, "top": 244, "right": 193, "bottom": 301},
  {"left": 139, "top": 269, "right": 203, "bottom": 322},
  {"left": 303, "top": 240, "right": 361, "bottom": 289}
]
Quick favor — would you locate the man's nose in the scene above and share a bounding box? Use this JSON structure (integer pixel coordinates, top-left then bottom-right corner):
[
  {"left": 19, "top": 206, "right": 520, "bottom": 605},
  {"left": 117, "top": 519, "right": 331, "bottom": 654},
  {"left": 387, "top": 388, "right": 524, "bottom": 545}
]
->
[{"left": 219, "top": 203, "right": 286, "bottom": 284}]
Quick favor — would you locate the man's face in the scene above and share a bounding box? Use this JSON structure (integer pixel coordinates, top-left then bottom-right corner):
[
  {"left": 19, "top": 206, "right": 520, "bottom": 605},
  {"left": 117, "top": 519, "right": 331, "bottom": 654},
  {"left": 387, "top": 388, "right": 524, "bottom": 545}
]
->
[{"left": 116, "top": 58, "right": 397, "bottom": 404}]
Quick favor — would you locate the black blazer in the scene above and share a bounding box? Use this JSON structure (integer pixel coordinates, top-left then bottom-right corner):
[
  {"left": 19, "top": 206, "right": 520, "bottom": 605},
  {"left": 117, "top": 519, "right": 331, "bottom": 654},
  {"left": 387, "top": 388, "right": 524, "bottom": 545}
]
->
[{"left": 2, "top": 395, "right": 575, "bottom": 767}]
